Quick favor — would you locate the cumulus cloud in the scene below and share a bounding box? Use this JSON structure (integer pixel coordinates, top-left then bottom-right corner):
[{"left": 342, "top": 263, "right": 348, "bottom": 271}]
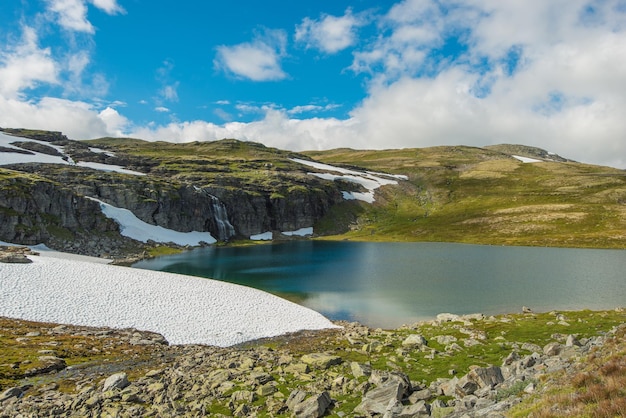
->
[
  {"left": 45, "top": 0, "right": 94, "bottom": 33},
  {"left": 0, "top": 26, "right": 58, "bottom": 98},
  {"left": 128, "top": 109, "right": 354, "bottom": 151},
  {"left": 45, "top": 0, "right": 125, "bottom": 33},
  {"left": 295, "top": 9, "right": 366, "bottom": 54},
  {"left": 215, "top": 29, "right": 288, "bottom": 81},
  {"left": 0, "top": 3, "right": 124, "bottom": 140},
  {"left": 341, "top": 0, "right": 626, "bottom": 167},
  {"left": 3, "top": 0, "right": 626, "bottom": 169},
  {"left": 98, "top": 106, "right": 129, "bottom": 136},
  {"left": 0, "top": 96, "right": 115, "bottom": 139}
]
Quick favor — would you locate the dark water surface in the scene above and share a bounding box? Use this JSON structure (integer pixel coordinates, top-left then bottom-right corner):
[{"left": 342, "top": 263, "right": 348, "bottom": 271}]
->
[{"left": 132, "top": 242, "right": 625, "bottom": 328}]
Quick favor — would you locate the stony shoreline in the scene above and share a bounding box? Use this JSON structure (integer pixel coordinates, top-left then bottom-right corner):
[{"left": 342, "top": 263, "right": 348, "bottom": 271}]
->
[{"left": 1, "top": 309, "right": 624, "bottom": 417}]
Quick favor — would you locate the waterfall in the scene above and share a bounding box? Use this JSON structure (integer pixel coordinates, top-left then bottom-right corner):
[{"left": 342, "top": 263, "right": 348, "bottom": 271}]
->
[{"left": 209, "top": 194, "right": 235, "bottom": 241}]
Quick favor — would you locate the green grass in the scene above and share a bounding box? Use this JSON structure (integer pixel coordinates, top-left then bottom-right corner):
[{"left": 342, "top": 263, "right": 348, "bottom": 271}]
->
[
  {"left": 4, "top": 132, "right": 625, "bottom": 249},
  {"left": 305, "top": 147, "right": 626, "bottom": 249}
]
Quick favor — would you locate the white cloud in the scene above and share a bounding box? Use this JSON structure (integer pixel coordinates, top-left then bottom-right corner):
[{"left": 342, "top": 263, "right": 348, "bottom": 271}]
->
[
  {"left": 89, "top": 0, "right": 125, "bottom": 15},
  {"left": 160, "top": 84, "right": 179, "bottom": 102},
  {"left": 0, "top": 96, "right": 112, "bottom": 139},
  {"left": 155, "top": 106, "right": 170, "bottom": 113},
  {"left": 98, "top": 106, "right": 129, "bottom": 136},
  {"left": 215, "top": 30, "right": 288, "bottom": 81},
  {"left": 288, "top": 104, "right": 341, "bottom": 115},
  {"left": 295, "top": 9, "right": 366, "bottom": 54},
  {"left": 154, "top": 60, "right": 179, "bottom": 104},
  {"left": 46, "top": 0, "right": 94, "bottom": 33},
  {"left": 3, "top": 0, "right": 626, "bottom": 170},
  {"left": 46, "top": 0, "right": 125, "bottom": 32},
  {"left": 341, "top": 0, "right": 626, "bottom": 168},
  {"left": 0, "top": 26, "right": 59, "bottom": 98}
]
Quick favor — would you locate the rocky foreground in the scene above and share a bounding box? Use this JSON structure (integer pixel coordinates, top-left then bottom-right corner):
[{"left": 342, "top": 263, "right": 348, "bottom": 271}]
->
[{"left": 1, "top": 309, "right": 624, "bottom": 417}]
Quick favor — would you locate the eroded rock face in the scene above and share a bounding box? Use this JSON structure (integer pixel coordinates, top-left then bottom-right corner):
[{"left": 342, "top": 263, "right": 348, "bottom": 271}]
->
[
  {"left": 0, "top": 177, "right": 121, "bottom": 249},
  {"left": 2, "top": 161, "right": 343, "bottom": 249}
]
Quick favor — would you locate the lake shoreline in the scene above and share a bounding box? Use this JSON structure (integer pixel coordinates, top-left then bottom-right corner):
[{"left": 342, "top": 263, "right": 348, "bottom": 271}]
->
[{"left": 132, "top": 241, "right": 626, "bottom": 329}]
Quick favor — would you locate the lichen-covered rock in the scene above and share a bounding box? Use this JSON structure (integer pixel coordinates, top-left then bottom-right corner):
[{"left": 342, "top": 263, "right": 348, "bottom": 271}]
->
[
  {"left": 102, "top": 373, "right": 130, "bottom": 391},
  {"left": 301, "top": 353, "right": 342, "bottom": 369}
]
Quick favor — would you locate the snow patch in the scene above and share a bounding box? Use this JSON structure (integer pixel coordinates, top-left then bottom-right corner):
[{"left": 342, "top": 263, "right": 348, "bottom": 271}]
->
[
  {"left": 0, "top": 131, "right": 143, "bottom": 175},
  {"left": 89, "top": 147, "right": 116, "bottom": 157},
  {"left": 88, "top": 197, "right": 216, "bottom": 245},
  {"left": 513, "top": 155, "right": 543, "bottom": 163},
  {"left": 0, "top": 132, "right": 70, "bottom": 166},
  {"left": 77, "top": 161, "right": 146, "bottom": 176},
  {"left": 251, "top": 231, "right": 273, "bottom": 241},
  {"left": 291, "top": 158, "right": 403, "bottom": 203},
  {"left": 0, "top": 253, "right": 338, "bottom": 346},
  {"left": 282, "top": 227, "right": 313, "bottom": 237}
]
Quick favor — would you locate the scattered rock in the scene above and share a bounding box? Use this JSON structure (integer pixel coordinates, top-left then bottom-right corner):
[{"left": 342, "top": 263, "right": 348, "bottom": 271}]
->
[
  {"left": 402, "top": 334, "right": 428, "bottom": 347},
  {"left": 0, "top": 387, "right": 23, "bottom": 402},
  {"left": 0, "top": 246, "right": 37, "bottom": 263},
  {"left": 566, "top": 334, "right": 581, "bottom": 347},
  {"left": 0, "top": 313, "right": 621, "bottom": 418},
  {"left": 24, "top": 356, "right": 67, "bottom": 376},
  {"left": 543, "top": 342, "right": 563, "bottom": 356},
  {"left": 351, "top": 361, "right": 372, "bottom": 378},
  {"left": 468, "top": 366, "right": 505, "bottom": 389},
  {"left": 102, "top": 373, "right": 130, "bottom": 391},
  {"left": 301, "top": 353, "right": 342, "bottom": 369},
  {"left": 292, "top": 391, "right": 332, "bottom": 418}
]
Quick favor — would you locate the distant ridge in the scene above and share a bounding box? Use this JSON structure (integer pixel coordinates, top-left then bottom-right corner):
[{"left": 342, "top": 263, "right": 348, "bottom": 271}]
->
[{"left": 485, "top": 144, "right": 575, "bottom": 163}]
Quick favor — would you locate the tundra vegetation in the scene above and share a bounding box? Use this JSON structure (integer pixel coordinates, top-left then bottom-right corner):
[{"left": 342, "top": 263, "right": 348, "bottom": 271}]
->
[
  {"left": 0, "top": 310, "right": 624, "bottom": 416},
  {"left": 1, "top": 130, "right": 625, "bottom": 416},
  {"left": 1, "top": 128, "right": 624, "bottom": 253}
]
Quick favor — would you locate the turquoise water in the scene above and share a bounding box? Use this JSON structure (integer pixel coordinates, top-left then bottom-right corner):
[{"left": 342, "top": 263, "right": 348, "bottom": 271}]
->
[{"left": 132, "top": 242, "right": 626, "bottom": 328}]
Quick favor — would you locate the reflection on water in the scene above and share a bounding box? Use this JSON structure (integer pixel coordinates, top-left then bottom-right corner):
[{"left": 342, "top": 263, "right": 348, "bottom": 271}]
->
[{"left": 133, "top": 242, "right": 626, "bottom": 328}]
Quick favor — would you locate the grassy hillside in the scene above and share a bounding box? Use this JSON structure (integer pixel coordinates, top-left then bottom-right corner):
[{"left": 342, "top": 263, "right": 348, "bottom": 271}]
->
[
  {"left": 305, "top": 146, "right": 626, "bottom": 249},
  {"left": 2, "top": 128, "right": 625, "bottom": 249},
  {"left": 83, "top": 137, "right": 314, "bottom": 193}
]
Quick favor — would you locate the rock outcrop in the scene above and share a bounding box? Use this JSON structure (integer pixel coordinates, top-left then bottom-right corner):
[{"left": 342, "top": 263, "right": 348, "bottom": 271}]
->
[
  {"left": 2, "top": 312, "right": 623, "bottom": 417},
  {"left": 0, "top": 130, "right": 347, "bottom": 252},
  {"left": 0, "top": 174, "right": 130, "bottom": 256}
]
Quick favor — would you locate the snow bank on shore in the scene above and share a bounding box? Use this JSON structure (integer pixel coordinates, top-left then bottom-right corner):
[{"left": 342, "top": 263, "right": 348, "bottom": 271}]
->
[
  {"left": 87, "top": 198, "right": 217, "bottom": 246},
  {"left": 0, "top": 251, "right": 338, "bottom": 347}
]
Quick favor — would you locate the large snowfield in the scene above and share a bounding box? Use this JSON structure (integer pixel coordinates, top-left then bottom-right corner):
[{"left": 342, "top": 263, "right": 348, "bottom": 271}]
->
[{"left": 0, "top": 249, "right": 339, "bottom": 346}]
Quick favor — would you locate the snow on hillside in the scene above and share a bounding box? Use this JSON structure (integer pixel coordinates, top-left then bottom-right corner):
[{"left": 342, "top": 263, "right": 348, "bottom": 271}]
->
[
  {"left": 250, "top": 227, "right": 314, "bottom": 241},
  {"left": 513, "top": 155, "right": 545, "bottom": 163},
  {"left": 88, "top": 198, "right": 217, "bottom": 246},
  {"left": 0, "top": 131, "right": 144, "bottom": 176},
  {"left": 291, "top": 158, "right": 404, "bottom": 203},
  {"left": 0, "top": 249, "right": 339, "bottom": 346}
]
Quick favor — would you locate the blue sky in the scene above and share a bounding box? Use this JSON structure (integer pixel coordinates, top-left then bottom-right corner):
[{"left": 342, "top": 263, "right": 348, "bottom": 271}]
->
[{"left": 1, "top": 0, "right": 626, "bottom": 168}]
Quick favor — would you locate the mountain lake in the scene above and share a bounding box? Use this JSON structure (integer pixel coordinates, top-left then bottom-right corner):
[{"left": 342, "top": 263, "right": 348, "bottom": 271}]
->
[{"left": 132, "top": 241, "right": 626, "bottom": 328}]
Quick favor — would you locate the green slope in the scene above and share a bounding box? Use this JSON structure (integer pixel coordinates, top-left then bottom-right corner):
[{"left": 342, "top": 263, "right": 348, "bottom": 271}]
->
[{"left": 305, "top": 146, "right": 626, "bottom": 249}]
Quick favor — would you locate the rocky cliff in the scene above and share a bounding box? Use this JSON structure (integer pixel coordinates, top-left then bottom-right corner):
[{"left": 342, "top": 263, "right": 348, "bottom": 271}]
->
[
  {"left": 0, "top": 171, "right": 137, "bottom": 256},
  {"left": 0, "top": 129, "right": 348, "bottom": 255}
]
